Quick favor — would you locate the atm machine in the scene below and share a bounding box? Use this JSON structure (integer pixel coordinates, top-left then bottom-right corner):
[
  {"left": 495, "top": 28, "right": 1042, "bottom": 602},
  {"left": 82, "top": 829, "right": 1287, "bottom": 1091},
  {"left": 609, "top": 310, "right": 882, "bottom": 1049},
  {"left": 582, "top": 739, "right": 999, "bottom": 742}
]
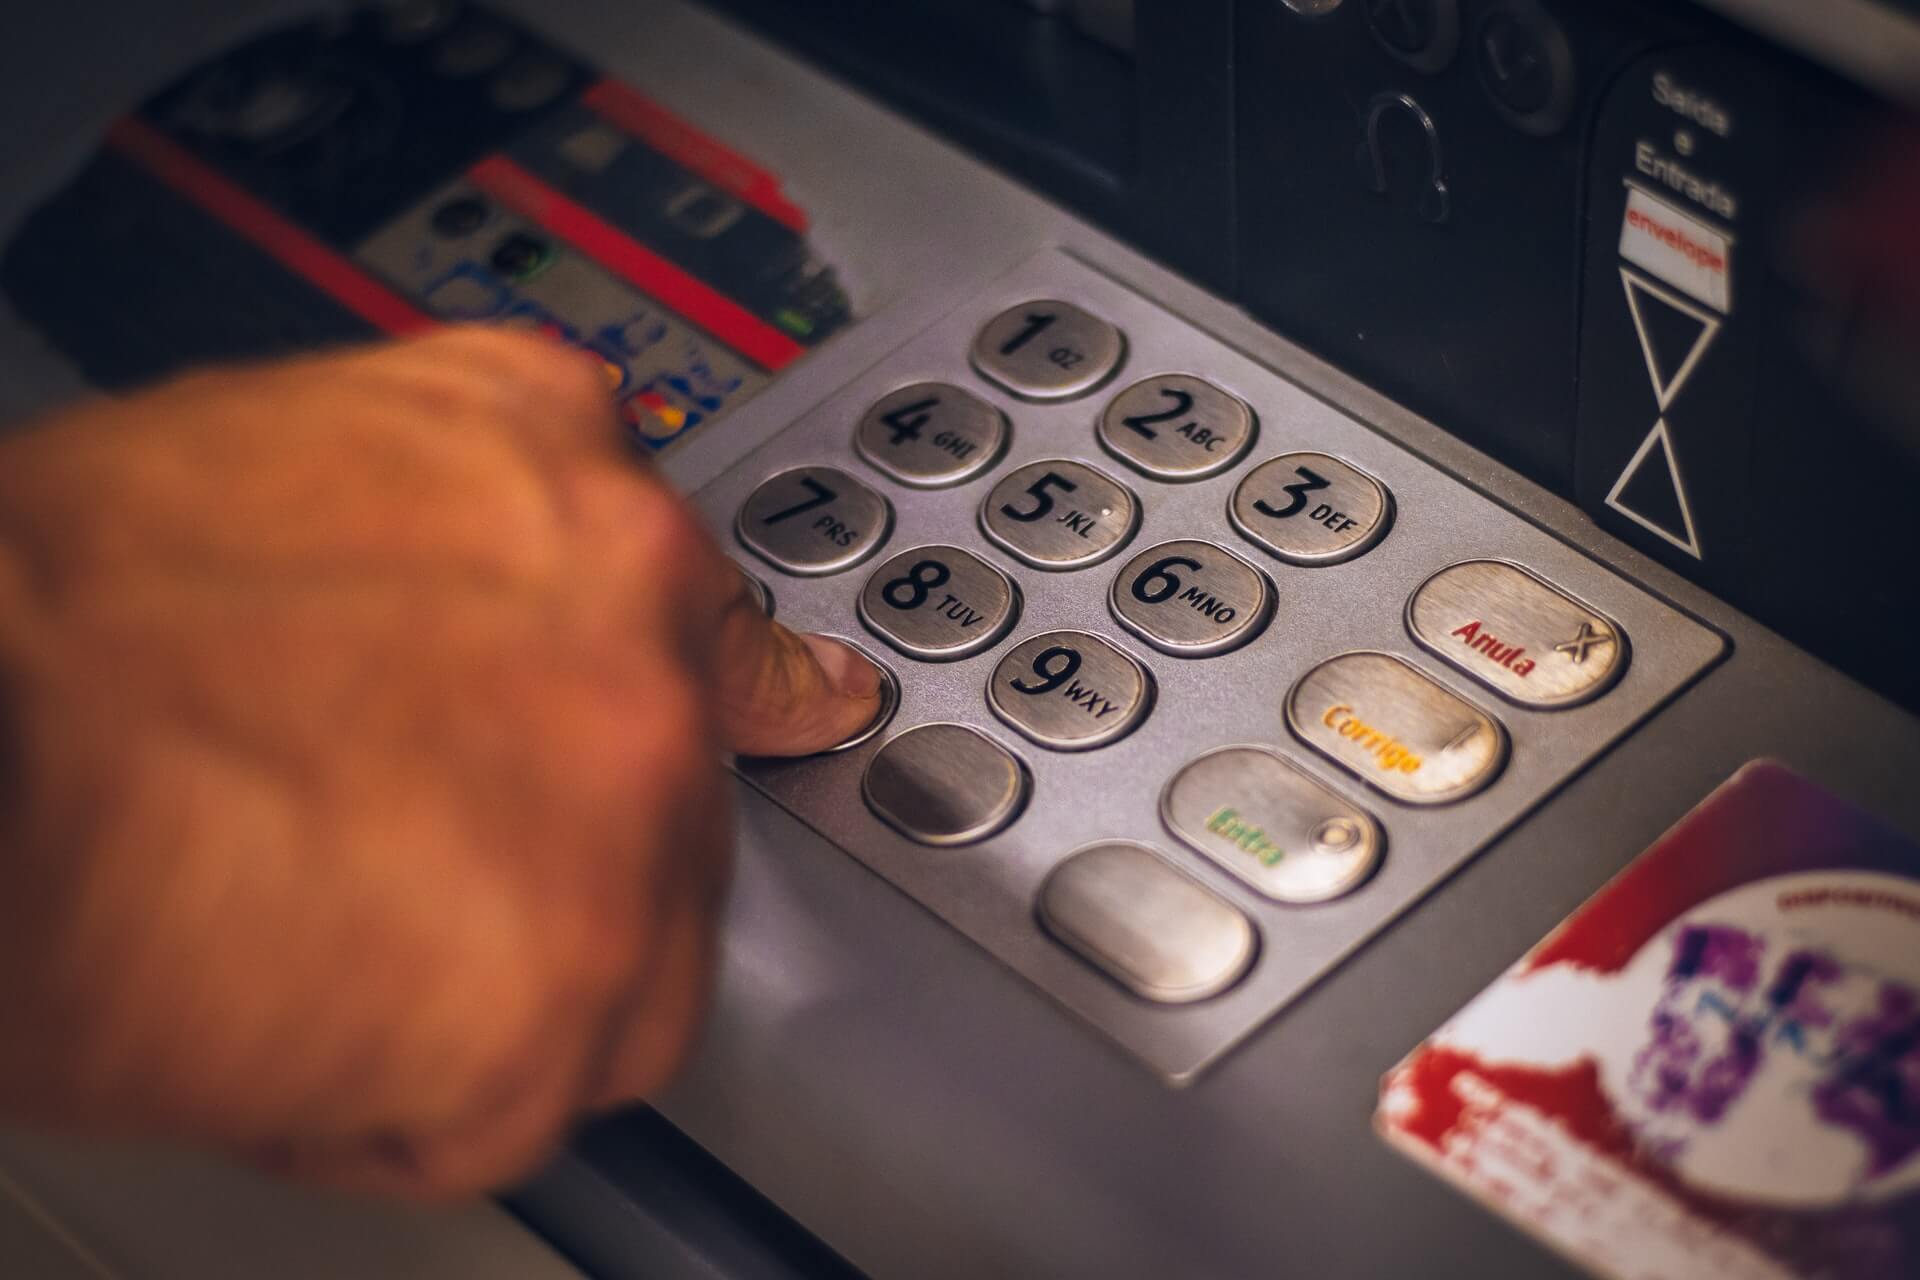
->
[{"left": 1, "top": 1, "right": 1917, "bottom": 1276}]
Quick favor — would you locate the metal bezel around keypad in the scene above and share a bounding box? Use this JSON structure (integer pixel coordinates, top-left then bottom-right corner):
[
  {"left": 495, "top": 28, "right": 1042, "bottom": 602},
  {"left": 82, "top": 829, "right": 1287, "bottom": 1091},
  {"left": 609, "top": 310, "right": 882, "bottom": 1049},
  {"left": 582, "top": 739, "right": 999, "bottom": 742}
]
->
[{"left": 692, "top": 249, "right": 1725, "bottom": 1085}]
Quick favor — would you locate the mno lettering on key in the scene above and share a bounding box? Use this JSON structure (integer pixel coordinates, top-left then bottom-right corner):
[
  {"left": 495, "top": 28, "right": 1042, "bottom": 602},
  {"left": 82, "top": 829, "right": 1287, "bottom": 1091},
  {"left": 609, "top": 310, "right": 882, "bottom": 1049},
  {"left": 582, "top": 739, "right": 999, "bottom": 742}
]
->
[
  {"left": 1322, "top": 704, "right": 1422, "bottom": 773},
  {"left": 1177, "top": 585, "right": 1236, "bottom": 623}
]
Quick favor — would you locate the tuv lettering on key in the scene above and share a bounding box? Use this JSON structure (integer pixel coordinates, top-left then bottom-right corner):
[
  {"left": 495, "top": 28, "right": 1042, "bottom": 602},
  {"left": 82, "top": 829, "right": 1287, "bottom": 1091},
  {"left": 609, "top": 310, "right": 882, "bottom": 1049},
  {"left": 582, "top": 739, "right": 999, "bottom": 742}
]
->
[
  {"left": 938, "top": 594, "right": 985, "bottom": 627},
  {"left": 1062, "top": 678, "right": 1119, "bottom": 719},
  {"left": 1178, "top": 585, "right": 1237, "bottom": 623}
]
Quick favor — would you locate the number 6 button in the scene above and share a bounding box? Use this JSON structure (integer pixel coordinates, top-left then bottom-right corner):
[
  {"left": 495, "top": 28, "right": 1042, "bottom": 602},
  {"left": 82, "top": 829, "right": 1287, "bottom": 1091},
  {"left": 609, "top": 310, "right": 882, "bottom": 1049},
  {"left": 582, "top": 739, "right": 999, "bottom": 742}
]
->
[
  {"left": 988, "top": 630, "right": 1152, "bottom": 751},
  {"left": 737, "top": 465, "right": 892, "bottom": 577},
  {"left": 859, "top": 545, "right": 1019, "bottom": 661},
  {"left": 1110, "top": 539, "right": 1273, "bottom": 657},
  {"left": 1230, "top": 452, "right": 1392, "bottom": 566}
]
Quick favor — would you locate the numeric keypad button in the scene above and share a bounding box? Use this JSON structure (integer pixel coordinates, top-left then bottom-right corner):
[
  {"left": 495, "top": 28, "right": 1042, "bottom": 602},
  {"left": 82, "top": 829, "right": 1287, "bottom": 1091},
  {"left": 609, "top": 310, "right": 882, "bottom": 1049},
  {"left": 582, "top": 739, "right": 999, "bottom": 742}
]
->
[
  {"left": 1109, "top": 539, "right": 1272, "bottom": 657},
  {"left": 970, "top": 300, "right": 1125, "bottom": 401},
  {"left": 988, "top": 631, "right": 1152, "bottom": 751},
  {"left": 980, "top": 459, "right": 1138, "bottom": 571},
  {"left": 737, "top": 465, "right": 891, "bottom": 576},
  {"left": 1231, "top": 452, "right": 1392, "bottom": 566},
  {"left": 1097, "top": 374, "right": 1255, "bottom": 481},
  {"left": 855, "top": 382, "right": 1008, "bottom": 488},
  {"left": 863, "top": 723, "right": 1028, "bottom": 846},
  {"left": 859, "top": 545, "right": 1019, "bottom": 662}
]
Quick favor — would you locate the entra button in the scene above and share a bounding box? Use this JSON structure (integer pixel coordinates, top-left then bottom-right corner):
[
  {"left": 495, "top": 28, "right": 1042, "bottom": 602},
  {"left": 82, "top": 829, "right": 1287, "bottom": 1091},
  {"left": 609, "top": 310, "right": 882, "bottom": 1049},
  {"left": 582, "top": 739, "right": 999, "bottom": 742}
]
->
[{"left": 1407, "top": 561, "right": 1626, "bottom": 708}]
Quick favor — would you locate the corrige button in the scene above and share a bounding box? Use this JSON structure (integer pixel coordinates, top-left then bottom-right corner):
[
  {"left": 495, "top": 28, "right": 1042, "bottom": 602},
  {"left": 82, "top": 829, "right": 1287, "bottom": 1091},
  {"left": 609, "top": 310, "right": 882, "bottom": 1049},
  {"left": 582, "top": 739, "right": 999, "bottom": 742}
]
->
[
  {"left": 736, "top": 465, "right": 891, "bottom": 577},
  {"left": 1230, "top": 452, "right": 1392, "bottom": 566},
  {"left": 858, "top": 545, "right": 1019, "bottom": 662},
  {"left": 981, "top": 458, "right": 1138, "bottom": 571},
  {"left": 1096, "top": 374, "right": 1256, "bottom": 481},
  {"left": 1407, "top": 560, "right": 1627, "bottom": 708},
  {"left": 970, "top": 299, "right": 1125, "bottom": 401},
  {"left": 1161, "top": 746, "right": 1382, "bottom": 903},
  {"left": 988, "top": 630, "right": 1153, "bottom": 751},
  {"left": 855, "top": 382, "right": 1008, "bottom": 488},
  {"left": 1039, "top": 842, "right": 1255, "bottom": 1003},
  {"left": 1287, "top": 652, "right": 1507, "bottom": 804},
  {"left": 863, "top": 723, "right": 1027, "bottom": 846},
  {"left": 1109, "top": 539, "right": 1272, "bottom": 658}
]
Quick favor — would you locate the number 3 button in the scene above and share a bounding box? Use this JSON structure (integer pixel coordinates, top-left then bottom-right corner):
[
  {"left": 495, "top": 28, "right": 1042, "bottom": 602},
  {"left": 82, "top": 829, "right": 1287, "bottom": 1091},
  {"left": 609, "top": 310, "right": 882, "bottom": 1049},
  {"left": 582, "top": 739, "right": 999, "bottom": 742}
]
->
[
  {"left": 1230, "top": 452, "right": 1392, "bottom": 566},
  {"left": 989, "top": 631, "right": 1152, "bottom": 751},
  {"left": 859, "top": 545, "right": 1020, "bottom": 661},
  {"left": 1110, "top": 539, "right": 1273, "bottom": 657}
]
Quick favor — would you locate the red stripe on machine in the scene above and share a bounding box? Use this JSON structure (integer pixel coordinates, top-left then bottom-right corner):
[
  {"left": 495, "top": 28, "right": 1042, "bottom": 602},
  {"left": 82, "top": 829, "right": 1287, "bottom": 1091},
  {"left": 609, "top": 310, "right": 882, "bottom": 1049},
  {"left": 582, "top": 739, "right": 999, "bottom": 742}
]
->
[
  {"left": 466, "top": 153, "right": 804, "bottom": 371},
  {"left": 580, "top": 79, "right": 809, "bottom": 233},
  {"left": 104, "top": 117, "right": 435, "bottom": 337}
]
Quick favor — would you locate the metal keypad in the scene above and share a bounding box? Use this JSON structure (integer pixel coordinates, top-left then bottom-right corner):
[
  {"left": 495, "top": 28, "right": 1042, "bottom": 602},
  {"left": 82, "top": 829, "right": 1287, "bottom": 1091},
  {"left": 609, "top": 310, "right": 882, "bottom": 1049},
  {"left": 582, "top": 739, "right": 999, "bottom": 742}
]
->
[
  {"left": 1109, "top": 539, "right": 1272, "bottom": 657},
  {"left": 988, "top": 630, "right": 1152, "bottom": 751},
  {"left": 981, "top": 459, "right": 1139, "bottom": 571},
  {"left": 1231, "top": 452, "right": 1392, "bottom": 566},
  {"left": 863, "top": 722, "right": 1027, "bottom": 845},
  {"left": 1097, "top": 374, "right": 1255, "bottom": 481},
  {"left": 736, "top": 465, "right": 891, "bottom": 576},
  {"left": 858, "top": 545, "right": 1019, "bottom": 661},
  {"left": 971, "top": 299, "right": 1125, "bottom": 401},
  {"left": 855, "top": 382, "right": 1008, "bottom": 488},
  {"left": 696, "top": 249, "right": 1725, "bottom": 1083}
]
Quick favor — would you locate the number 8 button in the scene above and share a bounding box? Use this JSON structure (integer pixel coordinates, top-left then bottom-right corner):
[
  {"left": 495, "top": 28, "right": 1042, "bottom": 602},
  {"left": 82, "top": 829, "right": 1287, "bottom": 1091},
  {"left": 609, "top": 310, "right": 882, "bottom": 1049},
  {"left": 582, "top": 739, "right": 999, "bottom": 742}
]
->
[
  {"left": 1110, "top": 539, "right": 1273, "bottom": 657},
  {"left": 1230, "top": 452, "right": 1392, "bottom": 566},
  {"left": 859, "top": 545, "right": 1020, "bottom": 661}
]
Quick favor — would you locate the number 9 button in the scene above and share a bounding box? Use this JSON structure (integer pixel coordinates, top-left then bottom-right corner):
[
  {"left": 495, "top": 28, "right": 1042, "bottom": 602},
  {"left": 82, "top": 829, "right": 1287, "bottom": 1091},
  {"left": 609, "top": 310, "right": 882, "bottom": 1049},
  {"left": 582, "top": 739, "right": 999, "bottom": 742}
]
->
[
  {"left": 859, "top": 545, "right": 1019, "bottom": 661},
  {"left": 988, "top": 630, "right": 1152, "bottom": 751},
  {"left": 981, "top": 459, "right": 1139, "bottom": 571},
  {"left": 1230, "top": 452, "right": 1392, "bottom": 566},
  {"left": 737, "top": 465, "right": 892, "bottom": 576},
  {"left": 1110, "top": 539, "right": 1272, "bottom": 657}
]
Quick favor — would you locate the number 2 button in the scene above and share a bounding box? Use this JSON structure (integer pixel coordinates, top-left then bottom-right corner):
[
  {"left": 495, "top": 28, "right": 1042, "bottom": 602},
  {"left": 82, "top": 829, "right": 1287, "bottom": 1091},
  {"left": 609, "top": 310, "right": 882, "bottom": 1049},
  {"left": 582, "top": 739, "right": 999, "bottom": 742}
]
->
[
  {"left": 859, "top": 545, "right": 1019, "bottom": 661},
  {"left": 1109, "top": 539, "right": 1273, "bottom": 657},
  {"left": 737, "top": 465, "right": 892, "bottom": 576}
]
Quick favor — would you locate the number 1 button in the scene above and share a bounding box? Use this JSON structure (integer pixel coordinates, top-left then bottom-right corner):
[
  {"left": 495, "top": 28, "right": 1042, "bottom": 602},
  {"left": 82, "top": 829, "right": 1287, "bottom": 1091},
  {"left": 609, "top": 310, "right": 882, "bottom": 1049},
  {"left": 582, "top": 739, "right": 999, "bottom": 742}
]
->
[
  {"left": 737, "top": 465, "right": 892, "bottom": 577},
  {"left": 970, "top": 300, "right": 1125, "bottom": 401}
]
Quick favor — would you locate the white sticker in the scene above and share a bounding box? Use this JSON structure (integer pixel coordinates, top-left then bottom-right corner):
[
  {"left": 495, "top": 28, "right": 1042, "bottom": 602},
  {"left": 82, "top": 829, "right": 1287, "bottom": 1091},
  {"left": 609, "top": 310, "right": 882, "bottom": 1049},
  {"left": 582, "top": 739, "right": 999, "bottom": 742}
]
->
[{"left": 1619, "top": 185, "right": 1732, "bottom": 315}]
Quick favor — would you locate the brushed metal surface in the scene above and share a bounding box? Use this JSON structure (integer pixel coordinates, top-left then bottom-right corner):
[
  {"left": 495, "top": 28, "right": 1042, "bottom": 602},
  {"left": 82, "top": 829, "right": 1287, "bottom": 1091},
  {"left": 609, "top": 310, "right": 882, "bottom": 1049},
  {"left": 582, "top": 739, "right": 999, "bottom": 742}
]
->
[
  {"left": 1229, "top": 451, "right": 1393, "bottom": 567},
  {"left": 970, "top": 298, "right": 1125, "bottom": 401},
  {"left": 1096, "top": 374, "right": 1255, "bottom": 481},
  {"left": 854, "top": 382, "right": 1008, "bottom": 489},
  {"left": 1407, "top": 560, "right": 1626, "bottom": 708},
  {"left": 861, "top": 722, "right": 1027, "bottom": 845},
  {"left": 1161, "top": 746, "right": 1383, "bottom": 903},
  {"left": 980, "top": 458, "right": 1139, "bottom": 570},
  {"left": 735, "top": 465, "right": 892, "bottom": 577},
  {"left": 1288, "top": 651, "right": 1508, "bottom": 804},
  {"left": 987, "top": 629, "right": 1153, "bottom": 751},
  {"left": 696, "top": 249, "right": 1726, "bottom": 1082},
  {"left": 1038, "top": 842, "right": 1255, "bottom": 1002},
  {"left": 857, "top": 544, "right": 1019, "bottom": 662},
  {"left": 1108, "top": 539, "right": 1273, "bottom": 658}
]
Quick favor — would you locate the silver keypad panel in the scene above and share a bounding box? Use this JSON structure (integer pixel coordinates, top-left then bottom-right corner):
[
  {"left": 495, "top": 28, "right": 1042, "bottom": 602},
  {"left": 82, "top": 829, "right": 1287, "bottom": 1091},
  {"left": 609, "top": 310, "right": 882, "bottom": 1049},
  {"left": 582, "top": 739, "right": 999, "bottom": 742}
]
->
[{"left": 697, "top": 250, "right": 1724, "bottom": 1083}]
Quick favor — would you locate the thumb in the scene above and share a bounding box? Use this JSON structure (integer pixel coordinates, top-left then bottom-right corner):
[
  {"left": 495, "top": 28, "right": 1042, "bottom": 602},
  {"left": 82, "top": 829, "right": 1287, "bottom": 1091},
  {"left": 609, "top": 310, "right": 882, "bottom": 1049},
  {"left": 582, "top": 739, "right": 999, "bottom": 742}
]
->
[{"left": 709, "top": 583, "right": 885, "bottom": 757}]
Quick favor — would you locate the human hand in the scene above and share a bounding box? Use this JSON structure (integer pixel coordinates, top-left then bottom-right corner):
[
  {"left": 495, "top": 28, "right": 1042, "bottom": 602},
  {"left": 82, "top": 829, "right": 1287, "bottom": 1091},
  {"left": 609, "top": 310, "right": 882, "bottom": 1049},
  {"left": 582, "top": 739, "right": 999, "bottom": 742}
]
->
[{"left": 0, "top": 327, "right": 880, "bottom": 1198}]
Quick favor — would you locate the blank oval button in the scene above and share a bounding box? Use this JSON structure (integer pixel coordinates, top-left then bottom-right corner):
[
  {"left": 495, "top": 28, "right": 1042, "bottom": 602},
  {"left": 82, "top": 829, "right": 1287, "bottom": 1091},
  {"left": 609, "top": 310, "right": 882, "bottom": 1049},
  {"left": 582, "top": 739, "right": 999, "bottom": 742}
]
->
[
  {"left": 863, "top": 723, "right": 1027, "bottom": 845},
  {"left": 1039, "top": 842, "right": 1255, "bottom": 1003},
  {"left": 1287, "top": 652, "right": 1507, "bottom": 805}
]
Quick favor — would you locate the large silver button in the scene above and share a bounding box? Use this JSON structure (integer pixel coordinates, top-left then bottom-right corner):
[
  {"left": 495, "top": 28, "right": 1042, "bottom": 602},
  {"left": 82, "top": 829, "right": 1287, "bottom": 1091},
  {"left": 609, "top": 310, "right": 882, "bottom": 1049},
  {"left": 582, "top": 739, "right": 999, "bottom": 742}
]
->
[
  {"left": 736, "top": 465, "right": 891, "bottom": 577},
  {"left": 1109, "top": 539, "right": 1272, "bottom": 657},
  {"left": 854, "top": 382, "right": 1009, "bottom": 488},
  {"left": 1161, "top": 746, "right": 1382, "bottom": 903},
  {"left": 980, "top": 459, "right": 1139, "bottom": 571},
  {"left": 970, "top": 300, "right": 1125, "bottom": 401},
  {"left": 1407, "top": 561, "right": 1627, "bottom": 709},
  {"left": 1039, "top": 842, "right": 1255, "bottom": 1003},
  {"left": 1286, "top": 652, "right": 1507, "bottom": 805},
  {"left": 987, "top": 630, "right": 1153, "bottom": 751},
  {"left": 858, "top": 545, "right": 1019, "bottom": 662},
  {"left": 1096, "top": 374, "right": 1256, "bottom": 481},
  {"left": 863, "top": 723, "right": 1027, "bottom": 845},
  {"left": 1230, "top": 452, "right": 1393, "bottom": 566}
]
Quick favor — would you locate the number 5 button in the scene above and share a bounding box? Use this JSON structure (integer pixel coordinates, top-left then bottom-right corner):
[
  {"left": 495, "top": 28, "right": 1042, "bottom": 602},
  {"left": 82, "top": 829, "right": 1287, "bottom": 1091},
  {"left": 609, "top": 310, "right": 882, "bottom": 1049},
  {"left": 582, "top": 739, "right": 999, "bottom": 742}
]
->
[
  {"left": 737, "top": 465, "right": 892, "bottom": 576},
  {"left": 859, "top": 545, "right": 1019, "bottom": 661},
  {"left": 981, "top": 459, "right": 1139, "bottom": 571},
  {"left": 1230, "top": 452, "right": 1392, "bottom": 566},
  {"left": 988, "top": 630, "right": 1152, "bottom": 751},
  {"left": 1110, "top": 539, "right": 1273, "bottom": 657}
]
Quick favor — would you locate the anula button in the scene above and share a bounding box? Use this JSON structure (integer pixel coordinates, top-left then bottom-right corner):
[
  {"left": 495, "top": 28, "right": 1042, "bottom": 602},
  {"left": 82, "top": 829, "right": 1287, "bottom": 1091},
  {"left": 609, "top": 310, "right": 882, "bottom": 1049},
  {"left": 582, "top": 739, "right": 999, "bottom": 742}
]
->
[
  {"left": 1287, "top": 652, "right": 1507, "bottom": 805},
  {"left": 1406, "top": 561, "right": 1627, "bottom": 708}
]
